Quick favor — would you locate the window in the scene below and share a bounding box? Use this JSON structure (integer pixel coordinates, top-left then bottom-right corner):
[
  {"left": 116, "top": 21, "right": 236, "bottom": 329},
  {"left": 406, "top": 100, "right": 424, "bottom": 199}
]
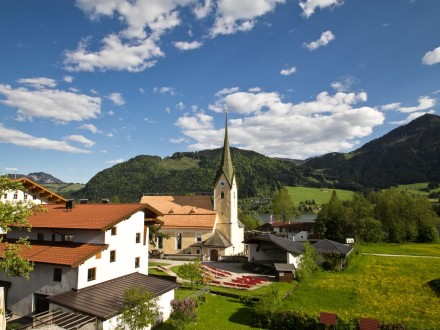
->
[
  {"left": 176, "top": 233, "right": 182, "bottom": 250},
  {"left": 24, "top": 194, "right": 28, "bottom": 201},
  {"left": 87, "top": 268, "right": 96, "bottom": 281},
  {"left": 111, "top": 226, "right": 117, "bottom": 235},
  {"left": 196, "top": 249, "right": 200, "bottom": 254},
  {"left": 135, "top": 257, "right": 140, "bottom": 268},
  {"left": 53, "top": 268, "right": 62, "bottom": 282},
  {"left": 221, "top": 191, "right": 225, "bottom": 199},
  {"left": 195, "top": 233, "right": 202, "bottom": 242},
  {"left": 3, "top": 193, "right": 7, "bottom": 199},
  {"left": 158, "top": 236, "right": 163, "bottom": 249},
  {"left": 135, "top": 232, "right": 141, "bottom": 244},
  {"left": 37, "top": 233, "right": 44, "bottom": 241},
  {"left": 13, "top": 192, "right": 18, "bottom": 200},
  {"left": 110, "top": 250, "right": 116, "bottom": 262}
]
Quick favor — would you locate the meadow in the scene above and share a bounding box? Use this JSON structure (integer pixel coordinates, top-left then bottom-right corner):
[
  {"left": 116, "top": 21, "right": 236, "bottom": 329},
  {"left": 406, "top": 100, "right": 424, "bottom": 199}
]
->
[
  {"left": 286, "top": 186, "right": 355, "bottom": 206},
  {"left": 282, "top": 252, "right": 440, "bottom": 329}
]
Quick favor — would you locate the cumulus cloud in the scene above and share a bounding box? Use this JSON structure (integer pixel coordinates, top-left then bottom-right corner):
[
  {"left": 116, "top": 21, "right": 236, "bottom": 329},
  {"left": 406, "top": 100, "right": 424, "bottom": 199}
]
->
[
  {"left": 331, "top": 76, "right": 357, "bottom": 92},
  {"left": 210, "top": 0, "right": 285, "bottom": 37},
  {"left": 79, "top": 124, "right": 100, "bottom": 134},
  {"left": 64, "top": 134, "right": 95, "bottom": 147},
  {"left": 63, "top": 76, "right": 74, "bottom": 83},
  {"left": 422, "top": 46, "right": 440, "bottom": 65},
  {"left": 303, "top": 30, "right": 335, "bottom": 51},
  {"left": 299, "top": 0, "right": 343, "bottom": 18},
  {"left": 177, "top": 89, "right": 384, "bottom": 159},
  {"left": 153, "top": 86, "right": 176, "bottom": 95},
  {"left": 194, "top": 0, "right": 213, "bottom": 19},
  {"left": 397, "top": 96, "right": 436, "bottom": 113},
  {"left": 64, "top": 35, "right": 163, "bottom": 72},
  {"left": 108, "top": 92, "right": 125, "bottom": 106},
  {"left": 215, "top": 87, "right": 240, "bottom": 97},
  {"left": 17, "top": 77, "right": 57, "bottom": 89},
  {"left": 390, "top": 110, "right": 435, "bottom": 125},
  {"left": 0, "top": 83, "right": 101, "bottom": 123},
  {"left": 280, "top": 66, "right": 297, "bottom": 76},
  {"left": 174, "top": 40, "right": 203, "bottom": 51},
  {"left": 0, "top": 124, "right": 91, "bottom": 153}
]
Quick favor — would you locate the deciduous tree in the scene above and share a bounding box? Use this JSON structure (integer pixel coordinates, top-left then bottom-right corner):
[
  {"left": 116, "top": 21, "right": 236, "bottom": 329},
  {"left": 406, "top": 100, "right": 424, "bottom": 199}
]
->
[
  {"left": 176, "top": 259, "right": 203, "bottom": 289},
  {"left": 272, "top": 187, "right": 297, "bottom": 221}
]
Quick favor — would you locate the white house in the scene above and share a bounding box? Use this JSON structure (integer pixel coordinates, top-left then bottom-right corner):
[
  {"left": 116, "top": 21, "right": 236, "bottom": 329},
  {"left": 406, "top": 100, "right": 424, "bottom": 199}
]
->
[
  {"left": 0, "top": 180, "right": 178, "bottom": 329},
  {"left": 141, "top": 114, "right": 245, "bottom": 261}
]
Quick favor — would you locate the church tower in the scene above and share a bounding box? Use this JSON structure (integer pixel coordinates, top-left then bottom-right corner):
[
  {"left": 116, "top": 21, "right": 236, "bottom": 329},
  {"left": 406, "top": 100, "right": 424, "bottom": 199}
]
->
[{"left": 213, "top": 112, "right": 244, "bottom": 255}]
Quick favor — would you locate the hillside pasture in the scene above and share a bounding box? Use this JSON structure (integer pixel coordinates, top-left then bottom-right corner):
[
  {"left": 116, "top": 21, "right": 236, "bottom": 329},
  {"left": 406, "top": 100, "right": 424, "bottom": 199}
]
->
[
  {"left": 286, "top": 186, "right": 355, "bottom": 206},
  {"left": 282, "top": 251, "right": 440, "bottom": 328}
]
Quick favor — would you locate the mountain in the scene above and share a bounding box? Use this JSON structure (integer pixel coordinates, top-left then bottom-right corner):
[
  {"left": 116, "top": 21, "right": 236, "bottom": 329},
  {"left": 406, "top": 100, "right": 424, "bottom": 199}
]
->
[
  {"left": 305, "top": 114, "right": 440, "bottom": 188},
  {"left": 7, "top": 172, "right": 65, "bottom": 184},
  {"left": 74, "top": 148, "right": 313, "bottom": 203}
]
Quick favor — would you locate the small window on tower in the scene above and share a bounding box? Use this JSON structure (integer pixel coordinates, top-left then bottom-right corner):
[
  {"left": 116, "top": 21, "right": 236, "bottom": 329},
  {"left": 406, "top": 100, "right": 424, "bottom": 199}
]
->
[{"left": 221, "top": 192, "right": 225, "bottom": 199}]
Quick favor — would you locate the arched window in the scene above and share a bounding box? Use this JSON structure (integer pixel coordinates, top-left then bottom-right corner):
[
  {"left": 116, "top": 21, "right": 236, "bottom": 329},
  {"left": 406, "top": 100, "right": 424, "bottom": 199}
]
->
[{"left": 221, "top": 191, "right": 225, "bottom": 199}]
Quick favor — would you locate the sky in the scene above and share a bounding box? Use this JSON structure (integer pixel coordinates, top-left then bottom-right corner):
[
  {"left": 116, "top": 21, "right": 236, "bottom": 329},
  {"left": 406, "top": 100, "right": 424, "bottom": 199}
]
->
[{"left": 0, "top": 0, "right": 439, "bottom": 184}]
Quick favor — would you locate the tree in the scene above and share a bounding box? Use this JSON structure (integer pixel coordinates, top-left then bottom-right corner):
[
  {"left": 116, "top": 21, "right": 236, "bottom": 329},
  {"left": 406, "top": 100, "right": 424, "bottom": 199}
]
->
[
  {"left": 272, "top": 187, "right": 297, "bottom": 221},
  {"left": 117, "top": 286, "right": 161, "bottom": 330},
  {"left": 176, "top": 259, "right": 203, "bottom": 289},
  {"left": 296, "top": 242, "right": 317, "bottom": 282},
  {"left": 238, "top": 210, "right": 263, "bottom": 231},
  {"left": 0, "top": 176, "right": 43, "bottom": 279},
  {"left": 315, "top": 191, "right": 349, "bottom": 242}
]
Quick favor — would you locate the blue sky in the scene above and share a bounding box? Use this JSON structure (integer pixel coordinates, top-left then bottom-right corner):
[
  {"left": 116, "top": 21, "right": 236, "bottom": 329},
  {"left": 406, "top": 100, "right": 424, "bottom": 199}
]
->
[{"left": 0, "top": 0, "right": 439, "bottom": 183}]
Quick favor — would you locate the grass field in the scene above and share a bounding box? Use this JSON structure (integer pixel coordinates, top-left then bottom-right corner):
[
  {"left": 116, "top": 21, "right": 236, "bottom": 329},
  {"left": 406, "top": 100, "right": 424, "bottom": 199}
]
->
[
  {"left": 161, "top": 156, "right": 200, "bottom": 170},
  {"left": 282, "top": 252, "right": 440, "bottom": 328},
  {"left": 287, "top": 186, "right": 355, "bottom": 206},
  {"left": 360, "top": 243, "right": 440, "bottom": 256}
]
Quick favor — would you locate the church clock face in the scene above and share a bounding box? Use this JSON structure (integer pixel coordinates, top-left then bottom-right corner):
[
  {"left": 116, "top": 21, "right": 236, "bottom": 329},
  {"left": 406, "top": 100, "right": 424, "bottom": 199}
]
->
[{"left": 220, "top": 180, "right": 226, "bottom": 188}]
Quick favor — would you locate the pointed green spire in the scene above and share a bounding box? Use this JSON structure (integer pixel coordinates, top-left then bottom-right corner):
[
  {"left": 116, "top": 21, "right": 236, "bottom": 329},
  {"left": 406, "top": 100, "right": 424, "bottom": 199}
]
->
[{"left": 219, "top": 110, "right": 234, "bottom": 184}]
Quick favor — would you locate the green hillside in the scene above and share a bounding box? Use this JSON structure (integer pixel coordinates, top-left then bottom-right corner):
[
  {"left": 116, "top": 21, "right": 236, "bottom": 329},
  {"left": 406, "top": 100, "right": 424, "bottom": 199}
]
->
[{"left": 287, "top": 186, "right": 355, "bottom": 206}]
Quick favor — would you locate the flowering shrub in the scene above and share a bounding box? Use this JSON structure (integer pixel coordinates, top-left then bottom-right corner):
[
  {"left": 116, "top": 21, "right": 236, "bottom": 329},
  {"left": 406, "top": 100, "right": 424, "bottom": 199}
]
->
[{"left": 170, "top": 298, "right": 198, "bottom": 329}]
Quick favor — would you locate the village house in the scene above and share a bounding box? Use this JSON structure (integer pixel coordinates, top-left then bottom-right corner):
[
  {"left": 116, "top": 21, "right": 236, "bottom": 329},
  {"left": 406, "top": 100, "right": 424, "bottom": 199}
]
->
[
  {"left": 257, "top": 220, "right": 319, "bottom": 242},
  {"left": 141, "top": 115, "right": 245, "bottom": 261},
  {"left": 0, "top": 178, "right": 178, "bottom": 329}
]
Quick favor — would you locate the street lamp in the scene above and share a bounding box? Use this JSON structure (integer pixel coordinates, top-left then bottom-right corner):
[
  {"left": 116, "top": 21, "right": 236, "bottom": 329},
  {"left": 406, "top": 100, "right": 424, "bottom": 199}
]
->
[{"left": 232, "top": 246, "right": 235, "bottom": 262}]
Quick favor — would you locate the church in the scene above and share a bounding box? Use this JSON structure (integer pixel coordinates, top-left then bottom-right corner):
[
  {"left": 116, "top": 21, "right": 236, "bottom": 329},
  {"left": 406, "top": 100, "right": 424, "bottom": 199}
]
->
[{"left": 140, "top": 115, "right": 245, "bottom": 261}]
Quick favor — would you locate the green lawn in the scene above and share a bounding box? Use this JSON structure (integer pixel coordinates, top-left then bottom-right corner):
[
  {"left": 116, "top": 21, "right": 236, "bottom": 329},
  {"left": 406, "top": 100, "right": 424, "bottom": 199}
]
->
[
  {"left": 287, "top": 186, "right": 355, "bottom": 206},
  {"left": 148, "top": 261, "right": 170, "bottom": 267},
  {"left": 360, "top": 243, "right": 440, "bottom": 256},
  {"left": 156, "top": 294, "right": 262, "bottom": 330},
  {"left": 282, "top": 253, "right": 440, "bottom": 328}
]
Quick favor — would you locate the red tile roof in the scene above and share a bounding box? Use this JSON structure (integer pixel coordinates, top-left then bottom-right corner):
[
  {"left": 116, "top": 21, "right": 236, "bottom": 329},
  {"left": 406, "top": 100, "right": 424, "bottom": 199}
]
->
[
  {"left": 24, "top": 204, "right": 146, "bottom": 230},
  {"left": 0, "top": 241, "right": 107, "bottom": 267},
  {"left": 140, "top": 196, "right": 216, "bottom": 229},
  {"left": 14, "top": 177, "right": 67, "bottom": 204}
]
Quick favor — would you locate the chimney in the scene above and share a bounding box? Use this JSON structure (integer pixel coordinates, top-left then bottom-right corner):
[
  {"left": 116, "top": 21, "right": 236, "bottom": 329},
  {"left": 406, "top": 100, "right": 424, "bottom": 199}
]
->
[{"left": 66, "top": 199, "right": 75, "bottom": 211}]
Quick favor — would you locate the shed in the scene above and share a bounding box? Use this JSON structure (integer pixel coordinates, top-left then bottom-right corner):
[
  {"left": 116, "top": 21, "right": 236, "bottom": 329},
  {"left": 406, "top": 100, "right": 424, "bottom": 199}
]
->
[{"left": 273, "top": 263, "right": 295, "bottom": 282}]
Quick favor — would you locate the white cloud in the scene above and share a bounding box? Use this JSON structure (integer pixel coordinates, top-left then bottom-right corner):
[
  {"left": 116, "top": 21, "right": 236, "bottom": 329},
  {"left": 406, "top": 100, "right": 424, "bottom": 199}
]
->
[
  {"left": 153, "top": 86, "right": 175, "bottom": 95},
  {"left": 169, "top": 137, "right": 187, "bottom": 143},
  {"left": 0, "top": 83, "right": 101, "bottom": 123},
  {"left": 105, "top": 158, "right": 124, "bottom": 164},
  {"left": 303, "top": 30, "right": 335, "bottom": 51},
  {"left": 108, "top": 92, "right": 125, "bottom": 106},
  {"left": 174, "top": 40, "right": 203, "bottom": 51},
  {"left": 422, "top": 46, "right": 440, "bottom": 65},
  {"left": 0, "top": 124, "right": 91, "bottom": 153},
  {"left": 280, "top": 66, "right": 297, "bottom": 76},
  {"left": 331, "top": 76, "right": 357, "bottom": 92},
  {"left": 194, "top": 0, "right": 213, "bottom": 19},
  {"left": 390, "top": 111, "right": 435, "bottom": 125},
  {"left": 64, "top": 134, "right": 95, "bottom": 147},
  {"left": 397, "top": 96, "right": 436, "bottom": 113},
  {"left": 165, "top": 106, "right": 171, "bottom": 114},
  {"left": 178, "top": 89, "right": 384, "bottom": 159},
  {"left": 139, "top": 87, "right": 145, "bottom": 94},
  {"left": 299, "top": 0, "right": 343, "bottom": 18},
  {"left": 210, "top": 0, "right": 285, "bottom": 37},
  {"left": 17, "top": 77, "right": 57, "bottom": 89},
  {"left": 144, "top": 117, "right": 157, "bottom": 124},
  {"left": 79, "top": 123, "right": 100, "bottom": 134},
  {"left": 63, "top": 76, "right": 74, "bottom": 83},
  {"left": 248, "top": 87, "right": 262, "bottom": 92},
  {"left": 176, "top": 101, "right": 185, "bottom": 110},
  {"left": 380, "top": 102, "right": 400, "bottom": 111},
  {"left": 64, "top": 35, "right": 163, "bottom": 72},
  {"left": 215, "top": 87, "right": 240, "bottom": 97}
]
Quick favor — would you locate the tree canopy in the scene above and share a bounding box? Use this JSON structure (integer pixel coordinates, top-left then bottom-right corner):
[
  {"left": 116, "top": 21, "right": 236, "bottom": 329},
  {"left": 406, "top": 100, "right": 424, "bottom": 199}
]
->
[{"left": 272, "top": 187, "right": 297, "bottom": 221}]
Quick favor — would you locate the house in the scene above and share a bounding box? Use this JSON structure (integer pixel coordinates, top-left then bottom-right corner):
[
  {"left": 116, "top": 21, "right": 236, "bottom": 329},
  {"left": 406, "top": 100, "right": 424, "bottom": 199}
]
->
[
  {"left": 257, "top": 221, "right": 319, "bottom": 241},
  {"left": 313, "top": 239, "right": 354, "bottom": 270},
  {"left": 141, "top": 114, "right": 245, "bottom": 261},
  {"left": 0, "top": 179, "right": 178, "bottom": 329}
]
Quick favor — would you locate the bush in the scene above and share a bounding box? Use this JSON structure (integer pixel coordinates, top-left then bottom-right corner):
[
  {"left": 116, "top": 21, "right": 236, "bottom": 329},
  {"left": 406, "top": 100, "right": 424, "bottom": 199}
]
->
[{"left": 170, "top": 298, "right": 198, "bottom": 329}]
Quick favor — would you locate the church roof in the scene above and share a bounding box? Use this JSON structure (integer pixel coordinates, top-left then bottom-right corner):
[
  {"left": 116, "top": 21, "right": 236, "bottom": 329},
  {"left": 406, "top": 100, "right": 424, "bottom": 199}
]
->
[
  {"left": 191, "top": 230, "right": 232, "bottom": 248},
  {"left": 215, "top": 112, "right": 235, "bottom": 185},
  {"left": 140, "top": 195, "right": 217, "bottom": 229}
]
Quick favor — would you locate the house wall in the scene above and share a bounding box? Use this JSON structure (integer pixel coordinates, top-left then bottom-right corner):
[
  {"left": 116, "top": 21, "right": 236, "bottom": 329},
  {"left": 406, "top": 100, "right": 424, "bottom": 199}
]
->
[
  {"left": 102, "top": 289, "right": 175, "bottom": 330},
  {"left": 77, "top": 212, "right": 149, "bottom": 288},
  {"left": 0, "top": 264, "right": 77, "bottom": 317},
  {"left": 1, "top": 188, "right": 49, "bottom": 204},
  {"left": 159, "top": 229, "right": 212, "bottom": 255},
  {"left": 290, "top": 231, "right": 309, "bottom": 242},
  {"left": 287, "top": 253, "right": 302, "bottom": 269}
]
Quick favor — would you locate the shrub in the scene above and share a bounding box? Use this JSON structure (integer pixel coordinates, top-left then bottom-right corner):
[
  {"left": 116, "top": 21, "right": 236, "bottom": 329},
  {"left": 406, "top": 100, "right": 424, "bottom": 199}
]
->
[{"left": 170, "top": 298, "right": 198, "bottom": 329}]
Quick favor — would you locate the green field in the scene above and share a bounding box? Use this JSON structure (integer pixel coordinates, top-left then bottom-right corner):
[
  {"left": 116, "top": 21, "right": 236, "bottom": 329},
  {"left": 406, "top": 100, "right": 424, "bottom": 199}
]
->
[
  {"left": 161, "top": 156, "right": 200, "bottom": 170},
  {"left": 287, "top": 186, "right": 355, "bottom": 206},
  {"left": 361, "top": 243, "right": 440, "bottom": 256},
  {"left": 282, "top": 250, "right": 440, "bottom": 328}
]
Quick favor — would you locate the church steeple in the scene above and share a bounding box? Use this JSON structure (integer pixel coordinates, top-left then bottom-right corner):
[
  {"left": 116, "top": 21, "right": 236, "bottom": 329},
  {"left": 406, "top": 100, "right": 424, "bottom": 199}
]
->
[{"left": 217, "top": 111, "right": 234, "bottom": 185}]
